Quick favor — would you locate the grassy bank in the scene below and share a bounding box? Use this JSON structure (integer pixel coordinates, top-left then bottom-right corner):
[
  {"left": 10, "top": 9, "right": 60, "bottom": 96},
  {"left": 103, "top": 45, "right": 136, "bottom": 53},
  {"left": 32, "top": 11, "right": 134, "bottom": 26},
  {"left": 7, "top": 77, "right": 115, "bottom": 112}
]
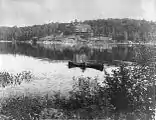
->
[{"left": 0, "top": 64, "right": 155, "bottom": 120}]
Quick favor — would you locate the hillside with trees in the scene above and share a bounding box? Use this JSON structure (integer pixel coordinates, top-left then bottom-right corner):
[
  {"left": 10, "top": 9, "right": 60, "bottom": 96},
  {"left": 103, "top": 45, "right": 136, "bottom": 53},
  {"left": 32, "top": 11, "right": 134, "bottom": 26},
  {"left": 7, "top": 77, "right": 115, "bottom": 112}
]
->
[
  {"left": 0, "top": 18, "right": 156, "bottom": 43},
  {"left": 84, "top": 19, "right": 156, "bottom": 42}
]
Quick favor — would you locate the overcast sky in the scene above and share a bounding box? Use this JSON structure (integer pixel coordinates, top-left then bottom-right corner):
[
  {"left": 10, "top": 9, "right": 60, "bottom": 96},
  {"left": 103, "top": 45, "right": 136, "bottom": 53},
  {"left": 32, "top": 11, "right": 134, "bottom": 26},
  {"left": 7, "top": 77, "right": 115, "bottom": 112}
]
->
[{"left": 0, "top": 0, "right": 156, "bottom": 26}]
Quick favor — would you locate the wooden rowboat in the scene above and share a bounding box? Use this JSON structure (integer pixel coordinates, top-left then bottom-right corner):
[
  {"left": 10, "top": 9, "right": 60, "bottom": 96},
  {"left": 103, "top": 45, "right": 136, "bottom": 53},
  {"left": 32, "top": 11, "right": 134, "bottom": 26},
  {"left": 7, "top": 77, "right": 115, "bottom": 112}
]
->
[{"left": 68, "top": 61, "right": 104, "bottom": 71}]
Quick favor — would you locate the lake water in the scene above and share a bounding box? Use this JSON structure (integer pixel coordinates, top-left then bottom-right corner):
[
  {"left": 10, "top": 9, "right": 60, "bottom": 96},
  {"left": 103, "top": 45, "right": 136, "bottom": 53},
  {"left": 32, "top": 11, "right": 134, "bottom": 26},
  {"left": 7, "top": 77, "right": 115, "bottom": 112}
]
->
[{"left": 0, "top": 42, "right": 155, "bottom": 97}]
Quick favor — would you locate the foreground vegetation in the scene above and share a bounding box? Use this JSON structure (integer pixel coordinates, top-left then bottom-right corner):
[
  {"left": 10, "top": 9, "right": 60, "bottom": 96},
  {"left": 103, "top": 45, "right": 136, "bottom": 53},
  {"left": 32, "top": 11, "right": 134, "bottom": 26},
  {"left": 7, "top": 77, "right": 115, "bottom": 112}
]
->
[
  {"left": 0, "top": 71, "right": 33, "bottom": 87},
  {"left": 0, "top": 63, "right": 155, "bottom": 120}
]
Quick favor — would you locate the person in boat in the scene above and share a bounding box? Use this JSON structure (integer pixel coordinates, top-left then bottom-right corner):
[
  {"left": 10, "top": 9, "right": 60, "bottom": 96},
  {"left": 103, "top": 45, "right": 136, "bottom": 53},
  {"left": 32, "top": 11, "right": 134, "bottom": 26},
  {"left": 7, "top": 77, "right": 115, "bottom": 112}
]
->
[
  {"left": 73, "top": 47, "right": 88, "bottom": 63},
  {"left": 69, "top": 47, "right": 104, "bottom": 71},
  {"left": 75, "top": 53, "right": 87, "bottom": 63}
]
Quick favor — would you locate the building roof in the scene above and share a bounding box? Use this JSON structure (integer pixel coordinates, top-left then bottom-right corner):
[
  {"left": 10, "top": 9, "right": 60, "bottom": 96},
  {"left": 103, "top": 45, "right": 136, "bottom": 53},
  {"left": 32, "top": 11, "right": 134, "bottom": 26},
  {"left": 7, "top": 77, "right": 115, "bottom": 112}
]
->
[{"left": 75, "top": 24, "right": 92, "bottom": 33}]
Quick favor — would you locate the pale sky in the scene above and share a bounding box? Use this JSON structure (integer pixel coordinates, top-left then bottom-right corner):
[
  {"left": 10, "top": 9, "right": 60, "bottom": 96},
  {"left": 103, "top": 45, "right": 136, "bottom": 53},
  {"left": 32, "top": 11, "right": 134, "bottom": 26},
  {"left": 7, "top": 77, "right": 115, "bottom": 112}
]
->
[{"left": 0, "top": 0, "right": 156, "bottom": 27}]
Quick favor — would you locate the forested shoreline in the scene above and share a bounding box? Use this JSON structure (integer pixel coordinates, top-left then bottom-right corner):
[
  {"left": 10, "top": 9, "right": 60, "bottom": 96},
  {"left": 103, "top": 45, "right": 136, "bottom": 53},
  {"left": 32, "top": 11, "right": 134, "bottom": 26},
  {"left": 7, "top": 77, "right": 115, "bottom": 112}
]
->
[{"left": 0, "top": 18, "right": 156, "bottom": 42}]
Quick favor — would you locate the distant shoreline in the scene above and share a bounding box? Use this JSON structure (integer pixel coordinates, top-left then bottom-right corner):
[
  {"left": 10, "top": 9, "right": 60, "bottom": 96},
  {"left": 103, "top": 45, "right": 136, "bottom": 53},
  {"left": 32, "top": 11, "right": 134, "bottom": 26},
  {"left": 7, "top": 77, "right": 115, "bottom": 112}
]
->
[{"left": 0, "top": 40, "right": 155, "bottom": 46}]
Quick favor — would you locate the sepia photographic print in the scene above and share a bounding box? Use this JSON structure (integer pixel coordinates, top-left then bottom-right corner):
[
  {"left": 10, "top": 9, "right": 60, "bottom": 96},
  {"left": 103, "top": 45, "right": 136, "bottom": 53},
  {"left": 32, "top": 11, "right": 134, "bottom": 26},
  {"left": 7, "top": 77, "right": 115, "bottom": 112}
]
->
[{"left": 0, "top": 0, "right": 155, "bottom": 119}]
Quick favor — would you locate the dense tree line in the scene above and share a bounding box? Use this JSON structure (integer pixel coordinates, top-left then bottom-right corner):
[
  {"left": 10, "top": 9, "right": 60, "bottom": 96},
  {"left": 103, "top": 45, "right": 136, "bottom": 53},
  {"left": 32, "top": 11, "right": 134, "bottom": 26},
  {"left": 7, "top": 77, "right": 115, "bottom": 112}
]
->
[
  {"left": 0, "top": 18, "right": 156, "bottom": 42},
  {"left": 84, "top": 18, "right": 156, "bottom": 42}
]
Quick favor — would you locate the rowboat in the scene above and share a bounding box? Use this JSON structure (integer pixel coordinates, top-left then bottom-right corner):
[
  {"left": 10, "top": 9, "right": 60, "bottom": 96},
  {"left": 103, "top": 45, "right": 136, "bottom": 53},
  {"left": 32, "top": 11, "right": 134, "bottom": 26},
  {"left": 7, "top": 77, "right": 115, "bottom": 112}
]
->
[{"left": 68, "top": 61, "right": 104, "bottom": 71}]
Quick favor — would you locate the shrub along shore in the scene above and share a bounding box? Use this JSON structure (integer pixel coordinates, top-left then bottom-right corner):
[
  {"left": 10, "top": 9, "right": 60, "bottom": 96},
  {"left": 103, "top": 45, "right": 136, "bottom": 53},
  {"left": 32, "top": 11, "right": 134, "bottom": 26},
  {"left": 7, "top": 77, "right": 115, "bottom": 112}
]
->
[{"left": 0, "top": 63, "right": 155, "bottom": 120}]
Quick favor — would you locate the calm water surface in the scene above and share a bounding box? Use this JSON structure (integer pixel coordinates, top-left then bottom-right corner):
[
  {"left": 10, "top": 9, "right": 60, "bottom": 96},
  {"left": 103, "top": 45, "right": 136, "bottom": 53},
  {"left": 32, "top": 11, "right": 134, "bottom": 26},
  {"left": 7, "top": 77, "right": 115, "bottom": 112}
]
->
[{"left": 0, "top": 42, "right": 155, "bottom": 97}]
